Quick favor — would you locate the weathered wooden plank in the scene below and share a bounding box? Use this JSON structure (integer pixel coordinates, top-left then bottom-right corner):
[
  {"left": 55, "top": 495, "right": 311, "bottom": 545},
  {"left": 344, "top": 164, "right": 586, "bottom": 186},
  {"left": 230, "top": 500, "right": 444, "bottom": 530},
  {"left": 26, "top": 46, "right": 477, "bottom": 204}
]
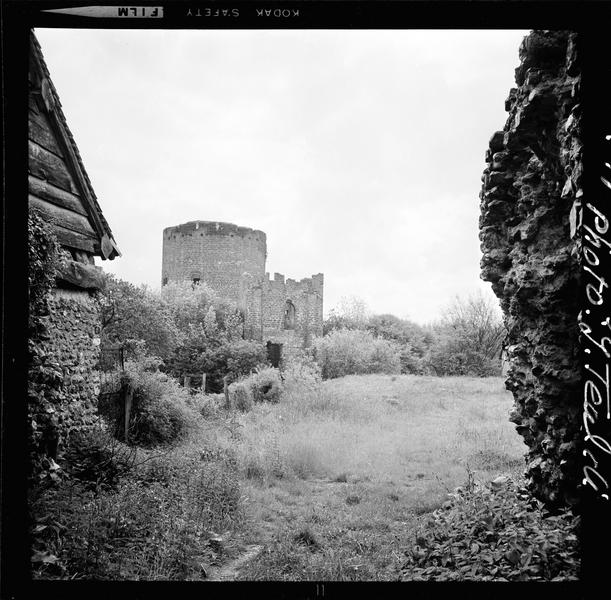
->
[
  {"left": 28, "top": 91, "right": 41, "bottom": 114},
  {"left": 28, "top": 140, "right": 78, "bottom": 194},
  {"left": 53, "top": 225, "right": 97, "bottom": 254},
  {"left": 29, "top": 108, "right": 63, "bottom": 156},
  {"left": 28, "top": 175, "right": 88, "bottom": 217},
  {"left": 57, "top": 259, "right": 105, "bottom": 290},
  {"left": 29, "top": 194, "right": 96, "bottom": 237}
]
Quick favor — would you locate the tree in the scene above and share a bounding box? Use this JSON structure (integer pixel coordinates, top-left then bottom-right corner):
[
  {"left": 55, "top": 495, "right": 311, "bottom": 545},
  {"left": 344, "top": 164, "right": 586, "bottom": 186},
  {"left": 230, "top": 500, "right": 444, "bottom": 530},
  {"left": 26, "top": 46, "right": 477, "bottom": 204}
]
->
[
  {"left": 99, "top": 275, "right": 179, "bottom": 360},
  {"left": 160, "top": 281, "right": 243, "bottom": 342},
  {"left": 441, "top": 291, "right": 505, "bottom": 360},
  {"left": 427, "top": 291, "right": 505, "bottom": 376},
  {"left": 366, "top": 313, "right": 434, "bottom": 374},
  {"left": 159, "top": 281, "right": 265, "bottom": 390},
  {"left": 323, "top": 296, "right": 370, "bottom": 334},
  {"left": 367, "top": 314, "right": 431, "bottom": 354}
]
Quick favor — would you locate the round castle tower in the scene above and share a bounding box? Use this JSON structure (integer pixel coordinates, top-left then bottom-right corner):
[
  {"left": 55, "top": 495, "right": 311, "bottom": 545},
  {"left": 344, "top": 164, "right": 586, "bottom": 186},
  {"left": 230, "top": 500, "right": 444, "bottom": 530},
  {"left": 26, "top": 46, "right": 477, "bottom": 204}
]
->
[{"left": 161, "top": 221, "right": 267, "bottom": 306}]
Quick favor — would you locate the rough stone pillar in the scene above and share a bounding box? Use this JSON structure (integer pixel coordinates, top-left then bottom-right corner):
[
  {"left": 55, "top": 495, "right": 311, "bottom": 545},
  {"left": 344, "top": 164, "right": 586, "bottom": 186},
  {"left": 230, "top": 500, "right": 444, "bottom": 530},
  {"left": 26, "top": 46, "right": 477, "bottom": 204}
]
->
[{"left": 479, "top": 30, "right": 582, "bottom": 508}]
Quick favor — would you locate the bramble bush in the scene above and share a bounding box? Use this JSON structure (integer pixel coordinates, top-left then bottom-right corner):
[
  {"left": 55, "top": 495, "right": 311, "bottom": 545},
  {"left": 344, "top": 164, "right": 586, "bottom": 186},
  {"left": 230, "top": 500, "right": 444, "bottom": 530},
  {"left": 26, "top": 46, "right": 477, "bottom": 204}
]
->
[
  {"left": 313, "top": 329, "right": 401, "bottom": 379},
  {"left": 98, "top": 358, "right": 198, "bottom": 447},
  {"left": 228, "top": 367, "right": 284, "bottom": 411},
  {"left": 402, "top": 473, "right": 579, "bottom": 581}
]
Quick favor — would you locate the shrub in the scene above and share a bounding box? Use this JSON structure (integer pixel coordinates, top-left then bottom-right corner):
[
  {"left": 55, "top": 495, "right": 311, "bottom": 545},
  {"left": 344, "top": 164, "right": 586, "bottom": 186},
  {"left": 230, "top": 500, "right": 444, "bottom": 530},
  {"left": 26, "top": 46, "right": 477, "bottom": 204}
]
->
[
  {"left": 424, "top": 292, "right": 504, "bottom": 377},
  {"left": 280, "top": 354, "right": 333, "bottom": 415},
  {"left": 100, "top": 358, "right": 198, "bottom": 447},
  {"left": 30, "top": 443, "right": 242, "bottom": 580},
  {"left": 229, "top": 381, "right": 254, "bottom": 412},
  {"left": 164, "top": 338, "right": 267, "bottom": 393},
  {"left": 314, "top": 329, "right": 401, "bottom": 379},
  {"left": 225, "top": 340, "right": 268, "bottom": 383},
  {"left": 401, "top": 475, "right": 580, "bottom": 581},
  {"left": 62, "top": 426, "right": 136, "bottom": 488},
  {"left": 426, "top": 340, "right": 501, "bottom": 377},
  {"left": 161, "top": 280, "right": 242, "bottom": 340},
  {"left": 397, "top": 344, "right": 434, "bottom": 375},
  {"left": 282, "top": 353, "right": 323, "bottom": 392},
  {"left": 228, "top": 367, "right": 283, "bottom": 411},
  {"left": 187, "top": 391, "right": 224, "bottom": 419},
  {"left": 250, "top": 367, "right": 283, "bottom": 403},
  {"left": 99, "top": 275, "right": 180, "bottom": 361}
]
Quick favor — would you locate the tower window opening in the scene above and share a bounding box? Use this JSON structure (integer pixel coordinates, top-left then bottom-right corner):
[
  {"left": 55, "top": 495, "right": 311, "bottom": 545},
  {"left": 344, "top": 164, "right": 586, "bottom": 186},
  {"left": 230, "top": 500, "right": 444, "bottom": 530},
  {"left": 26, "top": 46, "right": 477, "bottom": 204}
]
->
[{"left": 283, "top": 300, "right": 296, "bottom": 330}]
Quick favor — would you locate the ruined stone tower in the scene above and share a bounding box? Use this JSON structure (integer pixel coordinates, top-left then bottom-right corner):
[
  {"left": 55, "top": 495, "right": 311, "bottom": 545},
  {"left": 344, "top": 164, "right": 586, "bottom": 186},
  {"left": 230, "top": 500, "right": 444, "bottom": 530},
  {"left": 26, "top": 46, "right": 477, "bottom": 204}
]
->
[{"left": 161, "top": 220, "right": 323, "bottom": 355}]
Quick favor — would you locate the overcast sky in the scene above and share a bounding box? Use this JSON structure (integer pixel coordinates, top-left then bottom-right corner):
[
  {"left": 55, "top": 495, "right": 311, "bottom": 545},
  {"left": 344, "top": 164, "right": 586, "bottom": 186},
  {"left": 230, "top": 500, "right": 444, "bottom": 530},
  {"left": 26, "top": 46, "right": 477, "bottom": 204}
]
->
[{"left": 35, "top": 28, "right": 527, "bottom": 324}]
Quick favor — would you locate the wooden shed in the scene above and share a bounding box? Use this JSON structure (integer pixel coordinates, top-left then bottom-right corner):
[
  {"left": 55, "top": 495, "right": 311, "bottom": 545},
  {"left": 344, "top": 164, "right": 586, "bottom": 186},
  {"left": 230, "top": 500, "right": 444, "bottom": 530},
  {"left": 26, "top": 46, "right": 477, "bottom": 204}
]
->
[
  {"left": 28, "top": 30, "right": 120, "bottom": 287},
  {"left": 27, "top": 31, "right": 121, "bottom": 461}
]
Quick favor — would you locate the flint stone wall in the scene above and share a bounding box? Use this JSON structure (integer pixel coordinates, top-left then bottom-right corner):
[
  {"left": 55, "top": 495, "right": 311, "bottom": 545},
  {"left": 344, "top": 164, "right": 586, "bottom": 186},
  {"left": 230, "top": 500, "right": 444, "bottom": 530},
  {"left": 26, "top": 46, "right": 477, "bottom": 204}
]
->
[
  {"left": 29, "top": 290, "right": 102, "bottom": 459},
  {"left": 479, "top": 30, "right": 582, "bottom": 508}
]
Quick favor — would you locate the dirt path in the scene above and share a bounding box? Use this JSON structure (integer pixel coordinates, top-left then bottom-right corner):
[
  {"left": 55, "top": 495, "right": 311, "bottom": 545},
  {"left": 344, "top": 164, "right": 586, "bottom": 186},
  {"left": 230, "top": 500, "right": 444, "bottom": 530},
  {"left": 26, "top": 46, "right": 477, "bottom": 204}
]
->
[{"left": 207, "top": 544, "right": 264, "bottom": 581}]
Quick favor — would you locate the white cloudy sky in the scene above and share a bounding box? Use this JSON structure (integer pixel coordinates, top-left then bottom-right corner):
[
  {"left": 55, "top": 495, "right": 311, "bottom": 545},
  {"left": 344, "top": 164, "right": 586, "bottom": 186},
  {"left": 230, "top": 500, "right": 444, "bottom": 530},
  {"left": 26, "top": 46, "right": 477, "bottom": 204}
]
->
[{"left": 35, "top": 28, "right": 527, "bottom": 324}]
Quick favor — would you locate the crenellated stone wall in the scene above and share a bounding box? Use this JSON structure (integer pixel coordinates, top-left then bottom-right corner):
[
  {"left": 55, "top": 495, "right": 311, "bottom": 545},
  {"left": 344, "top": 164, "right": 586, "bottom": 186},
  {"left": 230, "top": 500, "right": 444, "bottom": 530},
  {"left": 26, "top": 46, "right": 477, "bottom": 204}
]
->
[
  {"left": 162, "top": 221, "right": 323, "bottom": 352},
  {"left": 162, "top": 221, "right": 267, "bottom": 304},
  {"left": 479, "top": 30, "right": 582, "bottom": 508},
  {"left": 262, "top": 272, "right": 324, "bottom": 358}
]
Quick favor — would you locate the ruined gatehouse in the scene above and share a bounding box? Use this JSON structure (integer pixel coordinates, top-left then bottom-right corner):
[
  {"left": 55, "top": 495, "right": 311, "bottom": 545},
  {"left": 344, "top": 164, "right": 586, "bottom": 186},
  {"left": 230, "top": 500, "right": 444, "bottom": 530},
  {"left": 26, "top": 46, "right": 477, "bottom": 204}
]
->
[{"left": 161, "top": 221, "right": 323, "bottom": 359}]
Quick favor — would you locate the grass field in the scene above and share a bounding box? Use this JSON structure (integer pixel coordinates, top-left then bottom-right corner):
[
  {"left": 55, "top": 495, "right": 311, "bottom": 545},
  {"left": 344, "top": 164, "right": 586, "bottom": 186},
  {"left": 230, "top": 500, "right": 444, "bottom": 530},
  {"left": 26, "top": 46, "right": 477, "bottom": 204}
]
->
[
  {"left": 205, "top": 374, "right": 527, "bottom": 580},
  {"left": 32, "top": 373, "right": 580, "bottom": 582}
]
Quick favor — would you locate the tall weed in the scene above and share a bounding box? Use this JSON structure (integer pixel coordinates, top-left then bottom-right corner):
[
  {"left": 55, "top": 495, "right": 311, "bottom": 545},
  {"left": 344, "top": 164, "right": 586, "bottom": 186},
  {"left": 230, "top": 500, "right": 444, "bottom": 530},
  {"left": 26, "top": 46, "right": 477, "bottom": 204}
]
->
[{"left": 30, "top": 439, "right": 241, "bottom": 580}]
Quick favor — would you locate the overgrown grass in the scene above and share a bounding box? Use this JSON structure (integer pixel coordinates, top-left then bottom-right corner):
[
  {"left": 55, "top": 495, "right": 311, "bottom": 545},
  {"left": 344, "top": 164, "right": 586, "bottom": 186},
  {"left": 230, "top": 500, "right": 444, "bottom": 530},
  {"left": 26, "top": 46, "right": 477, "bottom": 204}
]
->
[
  {"left": 30, "top": 374, "right": 580, "bottom": 582},
  {"left": 226, "top": 374, "right": 546, "bottom": 581},
  {"left": 233, "top": 375, "right": 525, "bottom": 487},
  {"left": 30, "top": 428, "right": 243, "bottom": 580}
]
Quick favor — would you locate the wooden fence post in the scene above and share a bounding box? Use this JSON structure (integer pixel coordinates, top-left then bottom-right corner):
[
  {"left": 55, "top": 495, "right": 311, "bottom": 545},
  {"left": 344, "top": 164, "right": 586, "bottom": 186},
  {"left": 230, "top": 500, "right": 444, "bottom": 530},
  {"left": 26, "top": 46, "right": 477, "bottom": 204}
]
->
[
  {"left": 223, "top": 375, "right": 230, "bottom": 409},
  {"left": 202, "top": 373, "right": 207, "bottom": 393},
  {"left": 124, "top": 384, "right": 133, "bottom": 444}
]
